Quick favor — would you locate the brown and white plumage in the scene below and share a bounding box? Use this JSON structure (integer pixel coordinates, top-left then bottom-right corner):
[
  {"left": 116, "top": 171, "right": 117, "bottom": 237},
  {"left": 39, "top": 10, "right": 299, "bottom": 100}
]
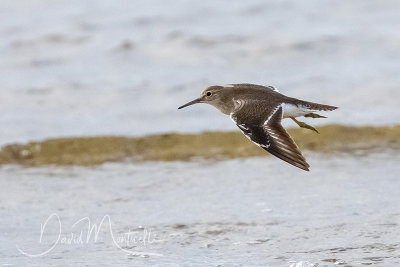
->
[
  {"left": 178, "top": 83, "right": 337, "bottom": 171},
  {"left": 231, "top": 103, "right": 310, "bottom": 171}
]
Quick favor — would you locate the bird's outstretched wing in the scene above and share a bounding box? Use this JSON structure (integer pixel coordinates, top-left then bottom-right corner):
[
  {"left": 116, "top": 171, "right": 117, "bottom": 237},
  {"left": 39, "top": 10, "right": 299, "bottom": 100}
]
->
[{"left": 231, "top": 105, "right": 310, "bottom": 171}]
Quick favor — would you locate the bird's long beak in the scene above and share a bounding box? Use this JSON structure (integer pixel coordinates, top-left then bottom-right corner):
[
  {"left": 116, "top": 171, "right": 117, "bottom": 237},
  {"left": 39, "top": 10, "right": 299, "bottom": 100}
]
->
[{"left": 178, "top": 97, "right": 202, "bottom": 109}]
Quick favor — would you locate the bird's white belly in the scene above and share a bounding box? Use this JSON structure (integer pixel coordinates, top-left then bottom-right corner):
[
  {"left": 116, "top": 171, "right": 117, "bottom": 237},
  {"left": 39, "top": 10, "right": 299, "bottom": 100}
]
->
[{"left": 282, "top": 103, "right": 310, "bottom": 118}]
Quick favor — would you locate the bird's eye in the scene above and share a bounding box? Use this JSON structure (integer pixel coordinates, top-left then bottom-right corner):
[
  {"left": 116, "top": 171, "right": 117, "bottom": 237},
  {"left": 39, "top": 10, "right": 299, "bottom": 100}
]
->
[{"left": 206, "top": 92, "right": 212, "bottom": 96}]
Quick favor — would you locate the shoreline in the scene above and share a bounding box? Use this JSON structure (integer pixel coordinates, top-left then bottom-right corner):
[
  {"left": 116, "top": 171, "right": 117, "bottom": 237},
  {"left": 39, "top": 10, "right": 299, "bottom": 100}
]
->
[{"left": 0, "top": 124, "right": 399, "bottom": 167}]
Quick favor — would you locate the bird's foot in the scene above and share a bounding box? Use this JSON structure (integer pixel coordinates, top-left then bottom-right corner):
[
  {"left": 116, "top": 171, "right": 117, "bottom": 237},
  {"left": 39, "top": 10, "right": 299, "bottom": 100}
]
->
[
  {"left": 298, "top": 122, "right": 319, "bottom": 134},
  {"left": 304, "top": 113, "right": 326, "bottom": 118},
  {"left": 290, "top": 117, "right": 319, "bottom": 134}
]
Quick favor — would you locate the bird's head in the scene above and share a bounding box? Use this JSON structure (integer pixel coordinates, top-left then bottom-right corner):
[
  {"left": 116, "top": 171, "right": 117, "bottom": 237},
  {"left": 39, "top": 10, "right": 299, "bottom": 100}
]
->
[{"left": 178, "top": 85, "right": 225, "bottom": 110}]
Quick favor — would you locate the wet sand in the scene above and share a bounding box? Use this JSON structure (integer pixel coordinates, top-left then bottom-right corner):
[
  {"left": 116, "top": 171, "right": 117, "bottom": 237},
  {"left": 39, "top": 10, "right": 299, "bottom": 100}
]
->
[
  {"left": 1, "top": 152, "right": 399, "bottom": 266},
  {"left": 1, "top": 124, "right": 399, "bottom": 166}
]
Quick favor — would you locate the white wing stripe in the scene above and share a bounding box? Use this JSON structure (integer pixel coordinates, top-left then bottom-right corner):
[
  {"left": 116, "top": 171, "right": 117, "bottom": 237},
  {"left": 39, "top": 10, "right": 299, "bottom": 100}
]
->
[{"left": 265, "top": 104, "right": 283, "bottom": 125}]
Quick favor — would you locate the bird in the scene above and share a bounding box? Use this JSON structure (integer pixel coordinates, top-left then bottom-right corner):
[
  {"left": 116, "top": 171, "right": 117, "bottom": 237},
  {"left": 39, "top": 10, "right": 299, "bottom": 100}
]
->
[{"left": 178, "top": 83, "right": 337, "bottom": 171}]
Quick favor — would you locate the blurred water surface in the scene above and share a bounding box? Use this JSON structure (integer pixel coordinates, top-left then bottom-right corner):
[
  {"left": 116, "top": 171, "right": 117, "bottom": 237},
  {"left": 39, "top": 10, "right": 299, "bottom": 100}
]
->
[
  {"left": 1, "top": 2, "right": 400, "bottom": 266},
  {"left": 1, "top": 153, "right": 400, "bottom": 266},
  {"left": 1, "top": 0, "right": 400, "bottom": 145}
]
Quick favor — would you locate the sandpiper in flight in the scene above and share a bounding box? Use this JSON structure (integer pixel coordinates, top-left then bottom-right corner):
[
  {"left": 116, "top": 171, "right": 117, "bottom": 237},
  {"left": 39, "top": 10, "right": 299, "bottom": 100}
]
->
[{"left": 178, "top": 84, "right": 337, "bottom": 171}]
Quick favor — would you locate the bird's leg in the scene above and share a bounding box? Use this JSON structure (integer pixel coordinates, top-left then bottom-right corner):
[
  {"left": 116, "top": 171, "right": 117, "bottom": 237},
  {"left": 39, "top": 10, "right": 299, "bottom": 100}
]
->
[
  {"left": 290, "top": 116, "right": 319, "bottom": 134},
  {"left": 304, "top": 113, "right": 326, "bottom": 118}
]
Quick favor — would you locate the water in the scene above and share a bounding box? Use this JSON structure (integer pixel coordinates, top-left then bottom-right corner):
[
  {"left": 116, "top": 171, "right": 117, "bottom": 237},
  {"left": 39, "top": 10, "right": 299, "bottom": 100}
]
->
[
  {"left": 0, "top": 0, "right": 400, "bottom": 145},
  {"left": 1, "top": 1, "right": 400, "bottom": 266},
  {"left": 1, "top": 153, "right": 399, "bottom": 266}
]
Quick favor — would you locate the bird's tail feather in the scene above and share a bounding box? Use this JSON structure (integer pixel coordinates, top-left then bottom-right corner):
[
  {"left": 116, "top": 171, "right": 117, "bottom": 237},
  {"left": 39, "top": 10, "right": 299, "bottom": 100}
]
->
[{"left": 297, "top": 100, "right": 338, "bottom": 112}]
